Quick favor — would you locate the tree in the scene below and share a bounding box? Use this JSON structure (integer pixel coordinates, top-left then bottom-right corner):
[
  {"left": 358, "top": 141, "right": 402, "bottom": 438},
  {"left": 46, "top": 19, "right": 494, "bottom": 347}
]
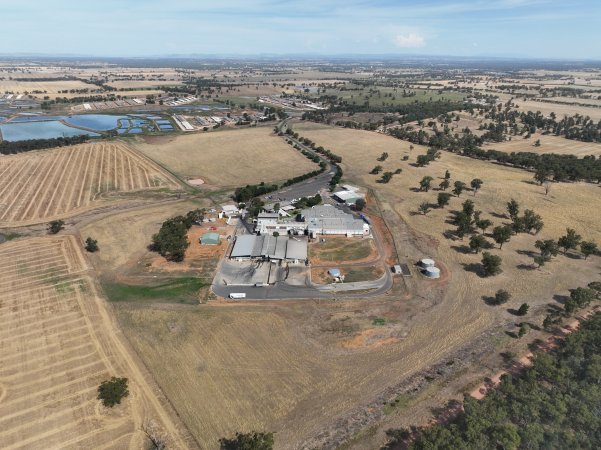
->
[
  {"left": 461, "top": 199, "right": 475, "bottom": 217},
  {"left": 84, "top": 237, "right": 98, "bottom": 252},
  {"left": 492, "top": 289, "right": 511, "bottom": 305},
  {"left": 518, "top": 323, "right": 528, "bottom": 338},
  {"left": 581, "top": 241, "right": 598, "bottom": 260},
  {"left": 377, "top": 152, "right": 389, "bottom": 161},
  {"left": 470, "top": 178, "right": 483, "bottom": 195},
  {"left": 220, "top": 432, "right": 274, "bottom": 450},
  {"left": 273, "top": 202, "right": 280, "bottom": 213},
  {"left": 418, "top": 202, "right": 430, "bottom": 215},
  {"left": 558, "top": 228, "right": 582, "bottom": 254},
  {"left": 47, "top": 219, "right": 65, "bottom": 234},
  {"left": 534, "top": 166, "right": 551, "bottom": 185},
  {"left": 439, "top": 179, "right": 450, "bottom": 191},
  {"left": 469, "top": 234, "right": 487, "bottom": 253},
  {"left": 379, "top": 172, "right": 393, "bottom": 183},
  {"left": 588, "top": 281, "right": 601, "bottom": 297},
  {"left": 482, "top": 252, "right": 502, "bottom": 276},
  {"left": 151, "top": 216, "right": 190, "bottom": 262},
  {"left": 444, "top": 169, "right": 451, "bottom": 180},
  {"left": 516, "top": 303, "right": 530, "bottom": 316},
  {"left": 570, "top": 287, "right": 596, "bottom": 309},
  {"left": 476, "top": 219, "right": 492, "bottom": 234},
  {"left": 370, "top": 165, "right": 383, "bottom": 175},
  {"left": 522, "top": 209, "right": 544, "bottom": 234},
  {"left": 354, "top": 198, "right": 366, "bottom": 211},
  {"left": 492, "top": 225, "right": 512, "bottom": 249},
  {"left": 437, "top": 192, "right": 451, "bottom": 208},
  {"left": 452, "top": 181, "right": 466, "bottom": 197},
  {"left": 507, "top": 199, "right": 519, "bottom": 221},
  {"left": 97, "top": 377, "right": 129, "bottom": 407},
  {"left": 419, "top": 176, "right": 433, "bottom": 192},
  {"left": 534, "top": 239, "right": 559, "bottom": 264},
  {"left": 534, "top": 139, "right": 541, "bottom": 147}
]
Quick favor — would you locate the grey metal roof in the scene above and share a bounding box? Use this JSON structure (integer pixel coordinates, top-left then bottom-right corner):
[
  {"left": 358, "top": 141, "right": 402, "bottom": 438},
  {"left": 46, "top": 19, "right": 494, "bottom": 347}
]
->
[
  {"left": 231, "top": 235, "right": 260, "bottom": 258},
  {"left": 274, "top": 236, "right": 288, "bottom": 260},
  {"left": 286, "top": 238, "right": 307, "bottom": 260}
]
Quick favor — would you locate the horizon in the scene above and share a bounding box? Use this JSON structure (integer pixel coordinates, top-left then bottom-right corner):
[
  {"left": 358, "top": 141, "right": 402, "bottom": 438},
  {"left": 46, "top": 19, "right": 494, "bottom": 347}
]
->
[{"left": 2, "top": 0, "right": 601, "bottom": 60}]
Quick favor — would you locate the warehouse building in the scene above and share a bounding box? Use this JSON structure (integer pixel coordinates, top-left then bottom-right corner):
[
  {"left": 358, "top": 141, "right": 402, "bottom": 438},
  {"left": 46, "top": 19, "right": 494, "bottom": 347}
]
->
[
  {"left": 230, "top": 235, "right": 308, "bottom": 263},
  {"left": 255, "top": 204, "right": 369, "bottom": 237},
  {"left": 302, "top": 205, "right": 369, "bottom": 236}
]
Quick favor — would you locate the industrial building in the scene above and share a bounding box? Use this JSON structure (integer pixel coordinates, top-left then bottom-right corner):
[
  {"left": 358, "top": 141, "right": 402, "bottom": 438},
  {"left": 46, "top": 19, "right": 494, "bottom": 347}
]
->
[
  {"left": 302, "top": 205, "right": 370, "bottom": 236},
  {"left": 254, "top": 204, "right": 370, "bottom": 237},
  {"left": 230, "top": 235, "right": 308, "bottom": 263}
]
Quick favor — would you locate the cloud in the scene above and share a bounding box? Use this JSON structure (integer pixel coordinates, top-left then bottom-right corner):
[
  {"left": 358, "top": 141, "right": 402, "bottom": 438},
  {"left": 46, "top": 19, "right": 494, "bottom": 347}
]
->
[{"left": 393, "top": 32, "right": 426, "bottom": 48}]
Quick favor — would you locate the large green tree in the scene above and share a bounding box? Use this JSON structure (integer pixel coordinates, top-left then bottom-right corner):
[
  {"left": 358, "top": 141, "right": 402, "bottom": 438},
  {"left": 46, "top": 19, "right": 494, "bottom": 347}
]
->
[{"left": 220, "top": 432, "right": 274, "bottom": 450}]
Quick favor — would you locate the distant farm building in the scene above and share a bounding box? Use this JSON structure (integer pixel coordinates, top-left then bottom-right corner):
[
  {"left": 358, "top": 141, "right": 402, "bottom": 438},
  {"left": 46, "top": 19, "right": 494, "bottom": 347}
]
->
[{"left": 200, "top": 232, "right": 220, "bottom": 246}]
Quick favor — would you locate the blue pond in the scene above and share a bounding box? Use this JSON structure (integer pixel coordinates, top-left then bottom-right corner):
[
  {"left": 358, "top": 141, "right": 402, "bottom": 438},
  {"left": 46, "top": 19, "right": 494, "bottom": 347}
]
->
[
  {"left": 0, "top": 121, "right": 100, "bottom": 141},
  {"left": 64, "top": 114, "right": 130, "bottom": 131}
]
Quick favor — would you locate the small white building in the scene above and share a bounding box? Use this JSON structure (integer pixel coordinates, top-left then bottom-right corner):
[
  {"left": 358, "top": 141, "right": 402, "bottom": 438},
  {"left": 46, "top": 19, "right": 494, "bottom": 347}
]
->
[{"left": 219, "top": 204, "right": 241, "bottom": 219}]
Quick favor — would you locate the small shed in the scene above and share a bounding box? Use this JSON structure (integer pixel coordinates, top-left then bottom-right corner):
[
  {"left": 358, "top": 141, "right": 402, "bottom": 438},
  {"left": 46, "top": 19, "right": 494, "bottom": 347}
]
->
[{"left": 200, "top": 232, "right": 220, "bottom": 246}]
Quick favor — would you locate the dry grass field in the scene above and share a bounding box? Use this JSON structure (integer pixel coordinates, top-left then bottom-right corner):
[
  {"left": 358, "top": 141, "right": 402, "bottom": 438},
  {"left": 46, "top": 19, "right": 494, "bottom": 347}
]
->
[
  {"left": 484, "top": 133, "right": 601, "bottom": 156},
  {"left": 0, "top": 79, "right": 97, "bottom": 98},
  {"left": 0, "top": 141, "right": 179, "bottom": 226},
  {"left": 132, "top": 127, "right": 318, "bottom": 187},
  {"left": 507, "top": 97, "right": 601, "bottom": 120},
  {"left": 0, "top": 235, "right": 190, "bottom": 449}
]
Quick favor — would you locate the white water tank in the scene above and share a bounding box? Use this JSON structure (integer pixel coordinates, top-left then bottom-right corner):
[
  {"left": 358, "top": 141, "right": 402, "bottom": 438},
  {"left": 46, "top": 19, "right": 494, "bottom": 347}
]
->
[
  {"left": 424, "top": 266, "right": 441, "bottom": 279},
  {"left": 420, "top": 258, "right": 435, "bottom": 268}
]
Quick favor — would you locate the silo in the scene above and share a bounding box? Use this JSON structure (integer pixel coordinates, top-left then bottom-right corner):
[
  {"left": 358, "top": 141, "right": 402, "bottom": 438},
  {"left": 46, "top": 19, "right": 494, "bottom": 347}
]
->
[{"left": 424, "top": 266, "right": 441, "bottom": 279}]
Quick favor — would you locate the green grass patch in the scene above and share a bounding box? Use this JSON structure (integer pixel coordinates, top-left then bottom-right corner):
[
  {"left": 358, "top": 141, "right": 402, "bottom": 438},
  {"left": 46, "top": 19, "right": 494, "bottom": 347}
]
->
[
  {"left": 372, "top": 317, "right": 387, "bottom": 326},
  {"left": 312, "top": 238, "right": 372, "bottom": 262},
  {"left": 102, "top": 277, "right": 205, "bottom": 305},
  {"left": 343, "top": 266, "right": 382, "bottom": 283}
]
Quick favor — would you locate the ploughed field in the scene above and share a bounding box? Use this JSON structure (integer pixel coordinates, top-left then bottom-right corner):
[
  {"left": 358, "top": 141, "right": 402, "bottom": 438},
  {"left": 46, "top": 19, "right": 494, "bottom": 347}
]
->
[
  {"left": 0, "top": 236, "right": 145, "bottom": 449},
  {"left": 0, "top": 141, "right": 179, "bottom": 226}
]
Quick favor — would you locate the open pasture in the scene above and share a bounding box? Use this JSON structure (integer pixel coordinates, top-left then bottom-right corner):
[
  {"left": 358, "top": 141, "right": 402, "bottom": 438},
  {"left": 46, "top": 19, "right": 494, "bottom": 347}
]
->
[
  {"left": 133, "top": 127, "right": 318, "bottom": 187},
  {"left": 0, "top": 141, "right": 179, "bottom": 226},
  {"left": 0, "top": 236, "right": 189, "bottom": 449},
  {"left": 485, "top": 133, "right": 601, "bottom": 157}
]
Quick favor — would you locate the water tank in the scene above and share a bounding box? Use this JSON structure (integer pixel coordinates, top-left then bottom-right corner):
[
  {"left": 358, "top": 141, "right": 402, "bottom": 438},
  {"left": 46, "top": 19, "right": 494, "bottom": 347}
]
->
[
  {"left": 424, "top": 266, "right": 441, "bottom": 279},
  {"left": 420, "top": 258, "right": 435, "bottom": 268}
]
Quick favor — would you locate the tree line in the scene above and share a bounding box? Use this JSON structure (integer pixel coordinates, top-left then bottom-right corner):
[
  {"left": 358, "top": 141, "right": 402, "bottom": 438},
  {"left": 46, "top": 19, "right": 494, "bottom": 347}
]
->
[
  {"left": 0, "top": 135, "right": 90, "bottom": 155},
  {"left": 389, "top": 303, "right": 601, "bottom": 449}
]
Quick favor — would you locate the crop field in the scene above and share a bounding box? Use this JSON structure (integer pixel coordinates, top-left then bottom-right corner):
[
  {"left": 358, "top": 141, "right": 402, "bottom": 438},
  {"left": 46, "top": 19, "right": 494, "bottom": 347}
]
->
[
  {"left": 0, "top": 141, "right": 179, "bottom": 226},
  {"left": 0, "top": 236, "right": 189, "bottom": 449},
  {"left": 484, "top": 133, "right": 601, "bottom": 157},
  {"left": 132, "top": 127, "right": 318, "bottom": 187}
]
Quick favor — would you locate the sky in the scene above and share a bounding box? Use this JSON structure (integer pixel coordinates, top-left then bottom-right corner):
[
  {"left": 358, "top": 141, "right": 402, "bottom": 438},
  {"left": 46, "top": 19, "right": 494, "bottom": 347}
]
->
[{"left": 1, "top": 0, "right": 600, "bottom": 59}]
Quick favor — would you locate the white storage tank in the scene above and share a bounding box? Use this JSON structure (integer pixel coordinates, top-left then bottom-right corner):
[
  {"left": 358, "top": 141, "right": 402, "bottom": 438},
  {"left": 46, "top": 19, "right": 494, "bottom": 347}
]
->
[
  {"left": 424, "top": 266, "right": 441, "bottom": 279},
  {"left": 420, "top": 258, "right": 435, "bottom": 268}
]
